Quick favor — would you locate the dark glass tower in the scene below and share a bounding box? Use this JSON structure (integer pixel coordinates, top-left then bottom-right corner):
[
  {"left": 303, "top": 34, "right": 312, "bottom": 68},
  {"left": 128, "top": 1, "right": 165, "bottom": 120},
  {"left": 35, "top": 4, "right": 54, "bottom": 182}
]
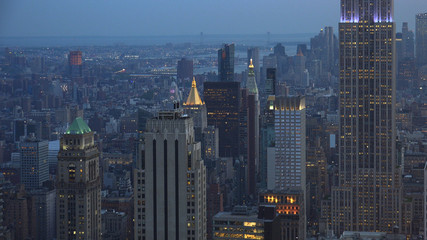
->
[
  {"left": 332, "top": 0, "right": 400, "bottom": 235},
  {"left": 218, "top": 44, "right": 235, "bottom": 82},
  {"left": 204, "top": 82, "right": 240, "bottom": 158}
]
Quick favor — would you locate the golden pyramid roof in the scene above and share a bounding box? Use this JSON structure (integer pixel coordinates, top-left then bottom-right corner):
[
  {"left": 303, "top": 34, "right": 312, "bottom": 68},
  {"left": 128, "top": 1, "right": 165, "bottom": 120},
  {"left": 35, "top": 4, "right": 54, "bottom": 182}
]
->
[{"left": 185, "top": 77, "right": 204, "bottom": 106}]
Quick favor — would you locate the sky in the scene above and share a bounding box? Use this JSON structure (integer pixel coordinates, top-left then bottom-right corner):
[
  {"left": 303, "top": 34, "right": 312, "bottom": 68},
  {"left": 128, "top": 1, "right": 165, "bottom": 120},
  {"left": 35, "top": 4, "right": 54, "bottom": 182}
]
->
[{"left": 1, "top": 0, "right": 427, "bottom": 37}]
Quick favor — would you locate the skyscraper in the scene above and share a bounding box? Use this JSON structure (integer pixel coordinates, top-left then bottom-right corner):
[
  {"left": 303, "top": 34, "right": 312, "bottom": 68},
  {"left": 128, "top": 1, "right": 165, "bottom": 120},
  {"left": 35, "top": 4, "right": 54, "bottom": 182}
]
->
[
  {"left": 247, "top": 48, "right": 260, "bottom": 85},
  {"left": 183, "top": 77, "right": 207, "bottom": 142},
  {"left": 218, "top": 44, "right": 235, "bottom": 82},
  {"left": 416, "top": 13, "right": 427, "bottom": 68},
  {"left": 246, "top": 60, "right": 260, "bottom": 196},
  {"left": 265, "top": 68, "right": 276, "bottom": 96},
  {"left": 134, "top": 108, "right": 207, "bottom": 240},
  {"left": 177, "top": 58, "right": 194, "bottom": 87},
  {"left": 332, "top": 0, "right": 400, "bottom": 235},
  {"left": 204, "top": 82, "right": 241, "bottom": 158},
  {"left": 68, "top": 51, "right": 83, "bottom": 79},
  {"left": 273, "top": 96, "right": 306, "bottom": 192},
  {"left": 56, "top": 117, "right": 101, "bottom": 240},
  {"left": 20, "top": 136, "right": 49, "bottom": 190}
]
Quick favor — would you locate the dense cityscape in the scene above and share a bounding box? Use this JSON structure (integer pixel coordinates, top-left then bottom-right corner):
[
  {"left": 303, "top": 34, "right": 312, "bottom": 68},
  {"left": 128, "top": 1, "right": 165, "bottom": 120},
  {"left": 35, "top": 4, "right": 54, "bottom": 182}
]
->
[{"left": 0, "top": 0, "right": 427, "bottom": 239}]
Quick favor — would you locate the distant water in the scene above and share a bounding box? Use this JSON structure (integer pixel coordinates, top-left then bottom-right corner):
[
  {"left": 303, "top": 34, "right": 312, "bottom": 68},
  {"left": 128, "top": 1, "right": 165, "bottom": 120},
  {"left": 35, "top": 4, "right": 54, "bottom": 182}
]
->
[{"left": 0, "top": 34, "right": 312, "bottom": 48}]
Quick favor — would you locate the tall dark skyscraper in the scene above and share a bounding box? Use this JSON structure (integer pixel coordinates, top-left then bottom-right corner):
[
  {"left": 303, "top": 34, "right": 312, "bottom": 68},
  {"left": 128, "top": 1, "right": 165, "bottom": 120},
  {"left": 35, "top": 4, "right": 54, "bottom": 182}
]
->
[
  {"left": 218, "top": 44, "right": 235, "bottom": 82},
  {"left": 177, "top": 58, "right": 193, "bottom": 87},
  {"left": 416, "top": 13, "right": 427, "bottom": 68},
  {"left": 204, "top": 82, "right": 240, "bottom": 158},
  {"left": 332, "top": 0, "right": 400, "bottom": 235}
]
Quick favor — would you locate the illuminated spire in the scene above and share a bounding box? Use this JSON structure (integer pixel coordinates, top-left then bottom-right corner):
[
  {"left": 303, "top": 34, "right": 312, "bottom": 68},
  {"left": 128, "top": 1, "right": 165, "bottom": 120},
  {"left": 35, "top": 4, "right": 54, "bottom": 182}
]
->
[
  {"left": 185, "top": 77, "right": 204, "bottom": 105},
  {"left": 246, "top": 59, "right": 258, "bottom": 95},
  {"left": 249, "top": 58, "right": 254, "bottom": 69}
]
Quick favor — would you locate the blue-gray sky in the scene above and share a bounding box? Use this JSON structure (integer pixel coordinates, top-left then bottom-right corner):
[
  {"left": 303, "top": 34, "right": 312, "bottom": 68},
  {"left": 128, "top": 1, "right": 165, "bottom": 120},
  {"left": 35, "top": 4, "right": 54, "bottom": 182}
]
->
[{"left": 1, "top": 0, "right": 426, "bottom": 37}]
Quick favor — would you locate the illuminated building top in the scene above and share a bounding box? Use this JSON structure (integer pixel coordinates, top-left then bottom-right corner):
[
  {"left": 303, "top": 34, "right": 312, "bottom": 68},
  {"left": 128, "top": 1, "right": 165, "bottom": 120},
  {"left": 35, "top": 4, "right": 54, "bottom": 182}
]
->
[
  {"left": 65, "top": 117, "right": 92, "bottom": 135},
  {"left": 340, "top": 0, "right": 394, "bottom": 23},
  {"left": 184, "top": 77, "right": 204, "bottom": 106},
  {"left": 246, "top": 59, "right": 259, "bottom": 95}
]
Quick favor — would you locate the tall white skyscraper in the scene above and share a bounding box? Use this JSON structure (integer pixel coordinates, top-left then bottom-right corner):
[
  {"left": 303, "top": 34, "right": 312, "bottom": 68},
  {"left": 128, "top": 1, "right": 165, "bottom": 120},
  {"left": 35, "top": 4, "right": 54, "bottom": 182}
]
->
[
  {"left": 134, "top": 108, "right": 207, "bottom": 240},
  {"left": 274, "top": 96, "right": 306, "bottom": 192}
]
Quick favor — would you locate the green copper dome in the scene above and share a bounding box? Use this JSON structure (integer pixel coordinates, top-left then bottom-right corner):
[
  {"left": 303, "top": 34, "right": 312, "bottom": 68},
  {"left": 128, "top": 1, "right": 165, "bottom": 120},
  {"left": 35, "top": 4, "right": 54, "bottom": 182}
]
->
[{"left": 66, "top": 117, "right": 92, "bottom": 134}]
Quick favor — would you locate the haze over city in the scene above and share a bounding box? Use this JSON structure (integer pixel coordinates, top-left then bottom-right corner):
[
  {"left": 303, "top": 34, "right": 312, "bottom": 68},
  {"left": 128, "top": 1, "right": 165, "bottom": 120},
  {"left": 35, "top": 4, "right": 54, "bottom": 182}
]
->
[{"left": 1, "top": 0, "right": 427, "bottom": 37}]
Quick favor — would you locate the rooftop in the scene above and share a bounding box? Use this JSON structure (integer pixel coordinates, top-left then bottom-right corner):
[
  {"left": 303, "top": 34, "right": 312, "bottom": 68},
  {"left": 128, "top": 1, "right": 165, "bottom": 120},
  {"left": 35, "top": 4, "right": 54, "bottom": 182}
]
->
[
  {"left": 184, "top": 77, "right": 204, "bottom": 106},
  {"left": 66, "top": 117, "right": 92, "bottom": 135}
]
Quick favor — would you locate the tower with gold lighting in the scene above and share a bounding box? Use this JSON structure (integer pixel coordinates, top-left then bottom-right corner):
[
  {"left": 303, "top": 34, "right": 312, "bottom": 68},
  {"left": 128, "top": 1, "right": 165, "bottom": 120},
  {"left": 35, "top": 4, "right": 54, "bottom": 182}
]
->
[
  {"left": 56, "top": 117, "right": 101, "bottom": 240},
  {"left": 332, "top": 0, "right": 400, "bottom": 235},
  {"left": 183, "top": 77, "right": 207, "bottom": 142}
]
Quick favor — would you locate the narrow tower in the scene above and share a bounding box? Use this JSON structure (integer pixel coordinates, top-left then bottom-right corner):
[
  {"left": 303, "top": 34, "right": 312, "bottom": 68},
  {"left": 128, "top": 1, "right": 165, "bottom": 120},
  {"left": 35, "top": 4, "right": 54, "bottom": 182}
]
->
[{"left": 56, "top": 117, "right": 101, "bottom": 240}]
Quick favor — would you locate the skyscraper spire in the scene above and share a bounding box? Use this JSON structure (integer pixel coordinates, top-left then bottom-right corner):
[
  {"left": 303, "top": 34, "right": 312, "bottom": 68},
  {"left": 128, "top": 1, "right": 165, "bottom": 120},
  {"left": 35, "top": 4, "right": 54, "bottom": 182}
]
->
[
  {"left": 246, "top": 59, "right": 258, "bottom": 95},
  {"left": 185, "top": 77, "right": 204, "bottom": 106}
]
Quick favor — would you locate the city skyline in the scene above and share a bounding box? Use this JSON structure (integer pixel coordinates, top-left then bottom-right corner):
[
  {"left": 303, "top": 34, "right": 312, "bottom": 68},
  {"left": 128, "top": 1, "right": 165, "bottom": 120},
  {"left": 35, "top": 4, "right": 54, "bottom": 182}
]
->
[{"left": 1, "top": 0, "right": 427, "bottom": 37}]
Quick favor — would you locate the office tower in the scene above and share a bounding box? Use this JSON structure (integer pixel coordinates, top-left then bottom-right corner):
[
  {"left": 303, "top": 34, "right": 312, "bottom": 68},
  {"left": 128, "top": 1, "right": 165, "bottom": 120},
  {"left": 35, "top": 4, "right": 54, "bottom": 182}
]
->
[
  {"left": 248, "top": 48, "right": 261, "bottom": 85},
  {"left": 20, "top": 137, "right": 49, "bottom": 190},
  {"left": 265, "top": 68, "right": 276, "bottom": 96},
  {"left": 259, "top": 191, "right": 306, "bottom": 240},
  {"left": 332, "top": 0, "right": 400, "bottom": 235},
  {"left": 202, "top": 126, "right": 219, "bottom": 161},
  {"left": 401, "top": 22, "right": 415, "bottom": 59},
  {"left": 324, "top": 26, "right": 336, "bottom": 71},
  {"left": 30, "top": 187, "right": 56, "bottom": 240},
  {"left": 56, "top": 117, "right": 101, "bottom": 240},
  {"left": 246, "top": 60, "right": 260, "bottom": 196},
  {"left": 274, "top": 96, "right": 306, "bottom": 191},
  {"left": 204, "top": 82, "right": 241, "bottom": 158},
  {"left": 177, "top": 58, "right": 193, "bottom": 87},
  {"left": 4, "top": 186, "right": 31, "bottom": 240},
  {"left": 134, "top": 108, "right": 207, "bottom": 240},
  {"left": 294, "top": 49, "right": 308, "bottom": 87},
  {"left": 260, "top": 96, "right": 276, "bottom": 190},
  {"left": 183, "top": 77, "right": 207, "bottom": 142},
  {"left": 416, "top": 13, "right": 427, "bottom": 68},
  {"left": 68, "top": 51, "right": 83, "bottom": 78},
  {"left": 218, "top": 44, "right": 235, "bottom": 82},
  {"left": 274, "top": 44, "right": 286, "bottom": 57},
  {"left": 206, "top": 184, "right": 223, "bottom": 240}
]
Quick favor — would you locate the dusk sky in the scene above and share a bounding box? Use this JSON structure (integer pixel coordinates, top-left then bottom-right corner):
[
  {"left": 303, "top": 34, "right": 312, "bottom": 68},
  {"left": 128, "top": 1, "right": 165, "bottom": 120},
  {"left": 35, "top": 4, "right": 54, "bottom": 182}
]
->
[{"left": 1, "top": 0, "right": 427, "bottom": 37}]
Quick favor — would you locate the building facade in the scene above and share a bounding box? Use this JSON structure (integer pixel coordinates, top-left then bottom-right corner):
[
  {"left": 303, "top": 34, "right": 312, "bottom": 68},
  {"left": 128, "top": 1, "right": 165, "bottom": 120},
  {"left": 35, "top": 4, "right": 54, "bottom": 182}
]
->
[
  {"left": 56, "top": 117, "right": 101, "bottom": 240},
  {"left": 274, "top": 96, "right": 306, "bottom": 192},
  {"left": 134, "top": 108, "right": 207, "bottom": 240},
  {"left": 218, "top": 44, "right": 235, "bottom": 82},
  {"left": 332, "top": 0, "right": 401, "bottom": 235},
  {"left": 204, "top": 82, "right": 241, "bottom": 158},
  {"left": 20, "top": 137, "right": 49, "bottom": 190},
  {"left": 416, "top": 13, "right": 427, "bottom": 68}
]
